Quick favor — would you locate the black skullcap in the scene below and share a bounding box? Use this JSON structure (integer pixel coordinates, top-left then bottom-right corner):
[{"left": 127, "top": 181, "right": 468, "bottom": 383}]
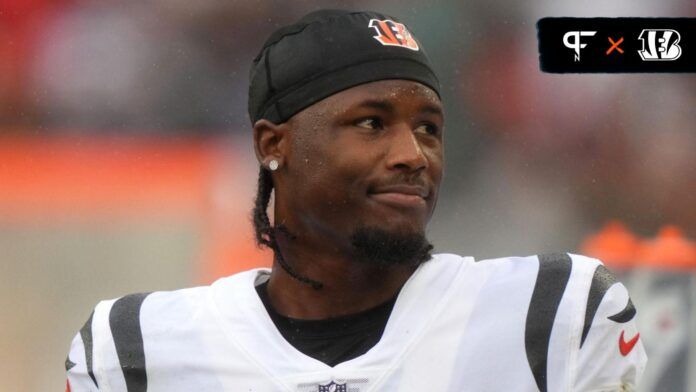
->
[{"left": 248, "top": 9, "right": 440, "bottom": 125}]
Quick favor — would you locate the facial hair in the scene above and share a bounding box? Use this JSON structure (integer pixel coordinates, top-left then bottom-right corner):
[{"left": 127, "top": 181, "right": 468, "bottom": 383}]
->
[{"left": 349, "top": 225, "right": 434, "bottom": 267}]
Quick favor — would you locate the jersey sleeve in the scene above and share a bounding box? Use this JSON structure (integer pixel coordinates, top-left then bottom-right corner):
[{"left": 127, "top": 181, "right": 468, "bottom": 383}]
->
[
  {"left": 573, "top": 265, "right": 647, "bottom": 391},
  {"left": 66, "top": 312, "right": 100, "bottom": 391},
  {"left": 66, "top": 295, "right": 152, "bottom": 392}
]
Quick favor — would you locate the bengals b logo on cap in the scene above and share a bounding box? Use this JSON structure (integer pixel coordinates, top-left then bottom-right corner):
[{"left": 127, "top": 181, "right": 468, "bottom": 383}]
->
[{"left": 368, "top": 19, "right": 420, "bottom": 51}]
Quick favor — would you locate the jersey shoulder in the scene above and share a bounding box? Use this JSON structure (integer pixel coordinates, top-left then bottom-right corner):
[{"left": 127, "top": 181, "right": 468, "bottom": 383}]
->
[
  {"left": 97, "top": 268, "right": 266, "bottom": 334},
  {"left": 433, "top": 252, "right": 606, "bottom": 301},
  {"left": 471, "top": 253, "right": 644, "bottom": 390},
  {"left": 66, "top": 285, "right": 212, "bottom": 381},
  {"left": 472, "top": 252, "right": 606, "bottom": 287},
  {"left": 66, "top": 269, "right": 267, "bottom": 391},
  {"left": 472, "top": 252, "right": 624, "bottom": 330}
]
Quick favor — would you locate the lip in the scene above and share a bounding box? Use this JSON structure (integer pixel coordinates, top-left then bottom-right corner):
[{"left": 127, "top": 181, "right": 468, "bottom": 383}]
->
[
  {"left": 370, "top": 185, "right": 429, "bottom": 198},
  {"left": 369, "top": 185, "right": 429, "bottom": 209}
]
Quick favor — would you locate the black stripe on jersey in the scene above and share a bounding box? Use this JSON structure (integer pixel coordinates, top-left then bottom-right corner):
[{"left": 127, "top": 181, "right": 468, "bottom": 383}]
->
[
  {"left": 525, "top": 253, "right": 572, "bottom": 392},
  {"left": 79, "top": 311, "right": 99, "bottom": 387},
  {"left": 580, "top": 265, "right": 618, "bottom": 348},
  {"left": 65, "top": 357, "right": 76, "bottom": 371},
  {"left": 110, "top": 293, "right": 151, "bottom": 392},
  {"left": 608, "top": 298, "right": 636, "bottom": 323}
]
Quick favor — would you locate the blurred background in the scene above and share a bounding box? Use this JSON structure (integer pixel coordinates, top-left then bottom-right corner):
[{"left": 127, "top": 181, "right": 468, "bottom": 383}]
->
[{"left": 0, "top": 0, "right": 694, "bottom": 390}]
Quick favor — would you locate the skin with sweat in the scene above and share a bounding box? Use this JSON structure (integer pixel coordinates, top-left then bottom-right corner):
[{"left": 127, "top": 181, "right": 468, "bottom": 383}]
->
[{"left": 253, "top": 79, "right": 444, "bottom": 320}]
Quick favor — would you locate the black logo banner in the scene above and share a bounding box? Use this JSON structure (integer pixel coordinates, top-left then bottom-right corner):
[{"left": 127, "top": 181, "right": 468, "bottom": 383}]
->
[{"left": 537, "top": 18, "right": 696, "bottom": 72}]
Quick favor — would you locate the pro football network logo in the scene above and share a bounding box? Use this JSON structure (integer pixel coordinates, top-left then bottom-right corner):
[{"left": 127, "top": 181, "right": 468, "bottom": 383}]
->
[
  {"left": 562, "top": 31, "right": 596, "bottom": 61},
  {"left": 318, "top": 381, "right": 347, "bottom": 392},
  {"left": 538, "top": 17, "right": 695, "bottom": 72},
  {"left": 368, "top": 19, "right": 419, "bottom": 51},
  {"left": 638, "top": 29, "right": 682, "bottom": 61}
]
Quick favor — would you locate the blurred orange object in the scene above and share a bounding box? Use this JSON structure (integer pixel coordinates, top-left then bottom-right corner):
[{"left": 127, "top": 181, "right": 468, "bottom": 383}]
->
[
  {"left": 0, "top": 135, "right": 216, "bottom": 221},
  {"left": 580, "top": 220, "right": 640, "bottom": 269},
  {"left": 0, "top": 134, "right": 270, "bottom": 282},
  {"left": 636, "top": 225, "right": 696, "bottom": 271}
]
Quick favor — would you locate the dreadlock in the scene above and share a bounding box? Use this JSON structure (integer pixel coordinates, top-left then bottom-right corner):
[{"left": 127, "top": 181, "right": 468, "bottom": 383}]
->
[{"left": 252, "top": 166, "right": 323, "bottom": 289}]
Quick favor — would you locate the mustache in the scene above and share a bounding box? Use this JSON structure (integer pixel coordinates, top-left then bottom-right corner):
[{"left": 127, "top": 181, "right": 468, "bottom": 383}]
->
[{"left": 369, "top": 176, "right": 433, "bottom": 194}]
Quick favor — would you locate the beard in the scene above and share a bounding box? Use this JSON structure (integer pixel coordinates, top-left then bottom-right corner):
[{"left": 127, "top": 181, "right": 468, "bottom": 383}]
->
[{"left": 349, "top": 225, "right": 434, "bottom": 267}]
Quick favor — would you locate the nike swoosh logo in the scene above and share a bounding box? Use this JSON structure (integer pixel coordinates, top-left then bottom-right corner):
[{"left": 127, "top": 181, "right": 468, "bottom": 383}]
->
[{"left": 619, "top": 330, "right": 640, "bottom": 356}]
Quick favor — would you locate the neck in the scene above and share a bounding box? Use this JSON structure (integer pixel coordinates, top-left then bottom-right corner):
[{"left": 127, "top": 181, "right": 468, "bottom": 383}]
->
[{"left": 265, "top": 233, "right": 418, "bottom": 320}]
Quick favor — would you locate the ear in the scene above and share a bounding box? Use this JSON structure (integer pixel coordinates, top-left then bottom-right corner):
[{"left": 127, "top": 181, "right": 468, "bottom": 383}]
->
[{"left": 253, "top": 119, "right": 288, "bottom": 167}]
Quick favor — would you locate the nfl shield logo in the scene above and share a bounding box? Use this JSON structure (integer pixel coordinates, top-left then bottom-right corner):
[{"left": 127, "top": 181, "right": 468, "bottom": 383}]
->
[{"left": 318, "top": 381, "right": 347, "bottom": 392}]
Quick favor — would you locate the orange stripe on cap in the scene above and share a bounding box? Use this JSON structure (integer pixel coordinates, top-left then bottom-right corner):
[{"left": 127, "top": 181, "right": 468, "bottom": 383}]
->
[{"left": 378, "top": 20, "right": 399, "bottom": 44}]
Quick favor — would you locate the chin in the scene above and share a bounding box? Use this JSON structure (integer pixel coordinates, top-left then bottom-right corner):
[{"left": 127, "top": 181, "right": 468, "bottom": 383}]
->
[
  {"left": 349, "top": 223, "right": 434, "bottom": 267},
  {"left": 365, "top": 193, "right": 433, "bottom": 226},
  {"left": 372, "top": 214, "right": 428, "bottom": 236}
]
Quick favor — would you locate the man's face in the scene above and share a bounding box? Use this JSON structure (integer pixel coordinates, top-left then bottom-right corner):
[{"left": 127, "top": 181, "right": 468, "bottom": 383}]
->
[{"left": 275, "top": 79, "right": 444, "bottom": 257}]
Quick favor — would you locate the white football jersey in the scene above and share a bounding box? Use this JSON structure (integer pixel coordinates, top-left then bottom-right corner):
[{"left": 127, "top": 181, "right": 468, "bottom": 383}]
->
[{"left": 66, "top": 253, "right": 646, "bottom": 391}]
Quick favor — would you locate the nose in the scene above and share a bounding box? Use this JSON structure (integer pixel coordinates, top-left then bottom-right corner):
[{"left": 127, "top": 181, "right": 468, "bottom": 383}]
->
[{"left": 385, "top": 123, "right": 428, "bottom": 172}]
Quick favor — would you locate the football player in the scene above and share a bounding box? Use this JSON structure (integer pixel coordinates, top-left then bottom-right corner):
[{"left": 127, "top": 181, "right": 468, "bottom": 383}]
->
[{"left": 66, "top": 9, "right": 646, "bottom": 391}]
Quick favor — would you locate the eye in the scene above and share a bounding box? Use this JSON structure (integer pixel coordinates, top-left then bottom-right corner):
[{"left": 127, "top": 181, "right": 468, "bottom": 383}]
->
[
  {"left": 415, "top": 123, "right": 440, "bottom": 136},
  {"left": 355, "top": 117, "right": 384, "bottom": 130}
]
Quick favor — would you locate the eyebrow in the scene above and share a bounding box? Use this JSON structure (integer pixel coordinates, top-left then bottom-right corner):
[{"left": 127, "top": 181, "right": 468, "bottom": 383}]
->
[
  {"left": 420, "top": 103, "right": 444, "bottom": 117},
  {"left": 357, "top": 99, "right": 395, "bottom": 113},
  {"left": 355, "top": 99, "right": 444, "bottom": 117}
]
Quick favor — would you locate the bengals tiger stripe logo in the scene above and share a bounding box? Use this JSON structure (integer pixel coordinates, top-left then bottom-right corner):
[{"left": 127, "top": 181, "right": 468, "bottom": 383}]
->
[{"left": 368, "top": 19, "right": 419, "bottom": 51}]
